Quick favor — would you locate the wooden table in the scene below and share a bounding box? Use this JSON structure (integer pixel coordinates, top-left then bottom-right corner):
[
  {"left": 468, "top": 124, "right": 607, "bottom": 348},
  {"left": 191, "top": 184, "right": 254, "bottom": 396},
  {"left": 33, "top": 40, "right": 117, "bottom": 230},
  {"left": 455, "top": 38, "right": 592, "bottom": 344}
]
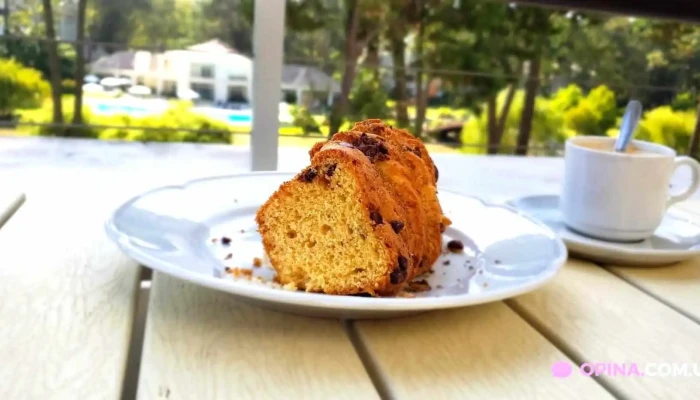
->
[{"left": 2, "top": 137, "right": 700, "bottom": 400}]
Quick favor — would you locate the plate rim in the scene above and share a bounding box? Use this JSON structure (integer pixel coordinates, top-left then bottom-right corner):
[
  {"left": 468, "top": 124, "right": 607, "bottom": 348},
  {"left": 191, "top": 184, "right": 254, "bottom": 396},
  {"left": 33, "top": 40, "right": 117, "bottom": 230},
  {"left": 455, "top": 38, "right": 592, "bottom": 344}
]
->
[
  {"left": 507, "top": 194, "right": 700, "bottom": 258},
  {"left": 105, "top": 172, "right": 568, "bottom": 311}
]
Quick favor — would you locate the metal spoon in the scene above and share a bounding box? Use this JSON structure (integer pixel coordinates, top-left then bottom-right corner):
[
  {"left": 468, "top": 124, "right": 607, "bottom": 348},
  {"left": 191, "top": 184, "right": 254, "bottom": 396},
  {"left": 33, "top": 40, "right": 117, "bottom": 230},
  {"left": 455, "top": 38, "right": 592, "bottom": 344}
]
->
[{"left": 615, "top": 100, "right": 642, "bottom": 152}]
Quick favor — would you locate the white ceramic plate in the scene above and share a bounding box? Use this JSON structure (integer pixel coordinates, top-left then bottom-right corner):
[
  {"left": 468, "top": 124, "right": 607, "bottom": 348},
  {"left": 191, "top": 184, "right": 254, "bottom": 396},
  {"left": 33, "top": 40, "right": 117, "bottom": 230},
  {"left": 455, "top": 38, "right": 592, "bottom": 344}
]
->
[
  {"left": 507, "top": 195, "right": 700, "bottom": 266},
  {"left": 105, "top": 173, "right": 567, "bottom": 319}
]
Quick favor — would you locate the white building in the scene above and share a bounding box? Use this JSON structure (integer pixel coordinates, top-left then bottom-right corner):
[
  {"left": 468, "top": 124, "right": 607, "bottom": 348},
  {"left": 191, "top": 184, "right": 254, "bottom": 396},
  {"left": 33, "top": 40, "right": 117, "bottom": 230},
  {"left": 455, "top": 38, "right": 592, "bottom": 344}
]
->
[{"left": 89, "top": 39, "right": 340, "bottom": 107}]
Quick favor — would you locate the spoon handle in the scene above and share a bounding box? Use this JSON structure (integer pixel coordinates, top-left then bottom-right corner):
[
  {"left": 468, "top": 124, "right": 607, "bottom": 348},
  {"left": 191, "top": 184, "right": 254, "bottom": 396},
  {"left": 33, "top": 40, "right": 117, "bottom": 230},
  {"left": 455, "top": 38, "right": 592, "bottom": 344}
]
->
[{"left": 615, "top": 100, "right": 643, "bottom": 152}]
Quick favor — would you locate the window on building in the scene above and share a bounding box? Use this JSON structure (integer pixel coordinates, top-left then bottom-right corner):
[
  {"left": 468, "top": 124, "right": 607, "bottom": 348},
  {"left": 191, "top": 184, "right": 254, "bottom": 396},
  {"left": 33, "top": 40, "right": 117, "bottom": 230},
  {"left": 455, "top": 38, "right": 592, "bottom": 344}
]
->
[
  {"left": 228, "top": 86, "right": 248, "bottom": 103},
  {"left": 191, "top": 83, "right": 214, "bottom": 101},
  {"left": 192, "top": 63, "right": 215, "bottom": 79}
]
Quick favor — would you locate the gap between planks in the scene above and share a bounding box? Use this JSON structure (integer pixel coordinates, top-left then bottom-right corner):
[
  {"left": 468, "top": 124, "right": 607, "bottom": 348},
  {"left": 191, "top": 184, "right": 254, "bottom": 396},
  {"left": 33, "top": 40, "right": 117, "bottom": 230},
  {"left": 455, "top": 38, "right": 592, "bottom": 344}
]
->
[
  {"left": 601, "top": 266, "right": 700, "bottom": 326},
  {"left": 344, "top": 320, "right": 394, "bottom": 400},
  {"left": 0, "top": 193, "right": 26, "bottom": 229},
  {"left": 503, "top": 298, "right": 626, "bottom": 400},
  {"left": 121, "top": 270, "right": 152, "bottom": 400}
]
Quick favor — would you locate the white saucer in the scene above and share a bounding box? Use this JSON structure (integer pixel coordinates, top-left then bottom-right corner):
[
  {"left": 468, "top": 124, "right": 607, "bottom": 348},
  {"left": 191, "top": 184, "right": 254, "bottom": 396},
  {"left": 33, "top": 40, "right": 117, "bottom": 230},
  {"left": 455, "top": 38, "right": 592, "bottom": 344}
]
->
[
  {"left": 507, "top": 195, "right": 700, "bottom": 266},
  {"left": 105, "top": 173, "right": 566, "bottom": 319}
]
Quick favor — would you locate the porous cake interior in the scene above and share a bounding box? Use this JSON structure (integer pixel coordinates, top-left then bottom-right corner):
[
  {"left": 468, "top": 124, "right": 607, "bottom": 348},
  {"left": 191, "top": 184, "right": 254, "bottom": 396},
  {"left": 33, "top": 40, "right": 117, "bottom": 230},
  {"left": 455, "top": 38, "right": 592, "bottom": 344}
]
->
[{"left": 261, "top": 166, "right": 389, "bottom": 293}]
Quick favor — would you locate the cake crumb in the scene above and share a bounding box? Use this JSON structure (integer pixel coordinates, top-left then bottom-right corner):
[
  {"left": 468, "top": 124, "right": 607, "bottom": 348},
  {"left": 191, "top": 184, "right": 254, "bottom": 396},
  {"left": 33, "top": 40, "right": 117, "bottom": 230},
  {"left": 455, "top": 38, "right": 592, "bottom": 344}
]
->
[
  {"left": 483, "top": 282, "right": 489, "bottom": 288},
  {"left": 282, "top": 282, "right": 298, "bottom": 291},
  {"left": 405, "top": 279, "right": 431, "bottom": 293},
  {"left": 442, "top": 260, "right": 450, "bottom": 266},
  {"left": 479, "top": 270, "right": 484, "bottom": 274},
  {"left": 211, "top": 238, "right": 218, "bottom": 243},
  {"left": 224, "top": 253, "right": 232, "bottom": 260},
  {"left": 469, "top": 266, "right": 474, "bottom": 271},
  {"left": 447, "top": 240, "right": 464, "bottom": 253},
  {"left": 252, "top": 257, "right": 262, "bottom": 267},
  {"left": 397, "top": 291, "right": 416, "bottom": 298},
  {"left": 221, "top": 236, "right": 232, "bottom": 245},
  {"left": 240, "top": 229, "right": 245, "bottom": 234},
  {"left": 436, "top": 285, "right": 443, "bottom": 289},
  {"left": 225, "top": 267, "right": 252, "bottom": 278}
]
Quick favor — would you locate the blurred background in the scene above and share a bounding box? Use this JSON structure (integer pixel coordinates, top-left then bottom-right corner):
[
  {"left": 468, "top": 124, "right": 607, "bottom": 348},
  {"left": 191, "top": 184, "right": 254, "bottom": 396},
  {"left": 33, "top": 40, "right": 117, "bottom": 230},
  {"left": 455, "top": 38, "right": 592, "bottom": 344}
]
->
[{"left": 1, "top": 0, "right": 700, "bottom": 156}]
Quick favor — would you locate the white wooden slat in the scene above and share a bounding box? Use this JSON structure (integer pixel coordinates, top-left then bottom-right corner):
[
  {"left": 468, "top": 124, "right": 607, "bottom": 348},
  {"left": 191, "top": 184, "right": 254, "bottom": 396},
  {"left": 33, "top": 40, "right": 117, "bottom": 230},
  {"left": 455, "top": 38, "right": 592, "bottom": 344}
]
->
[
  {"left": 137, "top": 273, "right": 379, "bottom": 400},
  {"left": 508, "top": 259, "right": 700, "bottom": 399},
  {"left": 353, "top": 301, "right": 613, "bottom": 399},
  {"left": 0, "top": 193, "right": 141, "bottom": 400},
  {"left": 251, "top": 0, "right": 286, "bottom": 171}
]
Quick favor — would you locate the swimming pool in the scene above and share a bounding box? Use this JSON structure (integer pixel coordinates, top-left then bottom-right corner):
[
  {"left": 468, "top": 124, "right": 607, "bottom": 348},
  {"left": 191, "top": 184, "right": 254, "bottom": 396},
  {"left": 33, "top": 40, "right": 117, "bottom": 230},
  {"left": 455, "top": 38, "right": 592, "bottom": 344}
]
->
[{"left": 94, "top": 103, "right": 152, "bottom": 114}]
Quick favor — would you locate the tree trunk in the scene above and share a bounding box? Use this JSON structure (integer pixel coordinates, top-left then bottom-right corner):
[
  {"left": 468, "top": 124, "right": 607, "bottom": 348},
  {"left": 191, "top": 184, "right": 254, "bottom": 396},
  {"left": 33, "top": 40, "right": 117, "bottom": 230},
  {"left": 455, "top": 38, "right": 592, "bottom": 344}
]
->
[
  {"left": 390, "top": 26, "right": 409, "bottom": 129},
  {"left": 72, "top": 0, "right": 88, "bottom": 132},
  {"left": 515, "top": 58, "right": 541, "bottom": 156},
  {"left": 329, "top": 0, "right": 360, "bottom": 136},
  {"left": 688, "top": 100, "right": 700, "bottom": 158},
  {"left": 413, "top": 9, "right": 426, "bottom": 138},
  {"left": 493, "top": 83, "right": 516, "bottom": 145},
  {"left": 365, "top": 34, "right": 380, "bottom": 81},
  {"left": 486, "top": 95, "right": 498, "bottom": 154},
  {"left": 41, "top": 0, "right": 64, "bottom": 133}
]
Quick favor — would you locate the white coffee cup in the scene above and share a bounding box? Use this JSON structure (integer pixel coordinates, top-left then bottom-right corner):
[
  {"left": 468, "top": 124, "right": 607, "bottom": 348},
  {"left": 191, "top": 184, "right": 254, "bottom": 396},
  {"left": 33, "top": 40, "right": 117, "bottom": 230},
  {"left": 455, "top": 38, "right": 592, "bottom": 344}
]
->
[{"left": 561, "top": 136, "right": 700, "bottom": 242}]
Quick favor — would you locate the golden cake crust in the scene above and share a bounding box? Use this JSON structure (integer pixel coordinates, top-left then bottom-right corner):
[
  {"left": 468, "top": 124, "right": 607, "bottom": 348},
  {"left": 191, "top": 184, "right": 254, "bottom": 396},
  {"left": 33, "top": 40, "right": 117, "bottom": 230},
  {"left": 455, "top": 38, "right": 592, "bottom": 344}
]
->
[{"left": 256, "top": 119, "right": 450, "bottom": 295}]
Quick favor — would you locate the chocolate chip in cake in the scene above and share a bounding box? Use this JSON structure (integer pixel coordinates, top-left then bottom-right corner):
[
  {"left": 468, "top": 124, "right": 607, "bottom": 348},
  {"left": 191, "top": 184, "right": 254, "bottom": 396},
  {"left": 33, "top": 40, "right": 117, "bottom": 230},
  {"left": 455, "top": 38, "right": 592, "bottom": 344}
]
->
[
  {"left": 326, "top": 163, "right": 337, "bottom": 177},
  {"left": 221, "top": 236, "right": 232, "bottom": 245},
  {"left": 390, "top": 268, "right": 407, "bottom": 284},
  {"left": 398, "top": 255, "right": 408, "bottom": 271},
  {"left": 369, "top": 207, "right": 383, "bottom": 225},
  {"left": 299, "top": 167, "right": 318, "bottom": 182},
  {"left": 447, "top": 239, "right": 464, "bottom": 253},
  {"left": 353, "top": 133, "right": 389, "bottom": 162},
  {"left": 390, "top": 220, "right": 404, "bottom": 234}
]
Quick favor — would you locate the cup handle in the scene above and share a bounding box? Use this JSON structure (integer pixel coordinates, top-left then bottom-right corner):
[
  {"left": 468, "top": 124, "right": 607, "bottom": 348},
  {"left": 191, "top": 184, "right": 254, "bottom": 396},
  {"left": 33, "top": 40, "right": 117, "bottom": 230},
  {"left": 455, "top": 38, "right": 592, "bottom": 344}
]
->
[{"left": 667, "top": 156, "right": 700, "bottom": 208}]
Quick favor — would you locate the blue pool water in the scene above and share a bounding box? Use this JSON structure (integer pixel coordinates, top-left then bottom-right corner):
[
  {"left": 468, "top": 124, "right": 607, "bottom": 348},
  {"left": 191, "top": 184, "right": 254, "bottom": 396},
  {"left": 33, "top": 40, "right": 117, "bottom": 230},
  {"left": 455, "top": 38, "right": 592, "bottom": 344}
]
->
[
  {"left": 227, "top": 113, "right": 252, "bottom": 123},
  {"left": 95, "top": 103, "right": 151, "bottom": 114}
]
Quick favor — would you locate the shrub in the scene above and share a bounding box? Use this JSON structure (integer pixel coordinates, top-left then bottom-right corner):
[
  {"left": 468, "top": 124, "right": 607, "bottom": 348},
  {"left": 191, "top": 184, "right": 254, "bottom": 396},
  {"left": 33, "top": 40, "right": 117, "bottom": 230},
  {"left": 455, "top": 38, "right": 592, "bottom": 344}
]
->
[
  {"left": 634, "top": 106, "right": 695, "bottom": 153},
  {"left": 672, "top": 92, "right": 696, "bottom": 111},
  {"left": 348, "top": 69, "right": 390, "bottom": 122},
  {"left": 460, "top": 88, "right": 567, "bottom": 154},
  {"left": 291, "top": 106, "right": 321, "bottom": 135},
  {"left": 0, "top": 58, "right": 50, "bottom": 116},
  {"left": 18, "top": 101, "right": 231, "bottom": 143}
]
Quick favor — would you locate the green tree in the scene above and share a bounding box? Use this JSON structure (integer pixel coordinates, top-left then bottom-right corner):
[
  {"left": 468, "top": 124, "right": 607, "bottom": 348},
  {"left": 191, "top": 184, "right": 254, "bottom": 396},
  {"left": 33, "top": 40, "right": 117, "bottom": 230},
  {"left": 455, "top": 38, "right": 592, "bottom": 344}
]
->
[{"left": 328, "top": 0, "right": 384, "bottom": 136}]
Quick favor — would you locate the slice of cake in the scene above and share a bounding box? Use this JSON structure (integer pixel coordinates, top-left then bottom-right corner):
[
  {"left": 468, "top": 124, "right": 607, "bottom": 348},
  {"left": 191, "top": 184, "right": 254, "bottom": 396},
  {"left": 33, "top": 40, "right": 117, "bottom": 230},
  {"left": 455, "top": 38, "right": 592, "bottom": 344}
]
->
[{"left": 255, "top": 119, "right": 450, "bottom": 296}]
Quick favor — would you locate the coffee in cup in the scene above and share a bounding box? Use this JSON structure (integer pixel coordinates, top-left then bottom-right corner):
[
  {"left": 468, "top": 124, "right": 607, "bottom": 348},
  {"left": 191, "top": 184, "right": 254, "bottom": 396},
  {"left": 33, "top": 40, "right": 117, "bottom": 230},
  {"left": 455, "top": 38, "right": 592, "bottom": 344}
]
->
[{"left": 561, "top": 136, "right": 700, "bottom": 242}]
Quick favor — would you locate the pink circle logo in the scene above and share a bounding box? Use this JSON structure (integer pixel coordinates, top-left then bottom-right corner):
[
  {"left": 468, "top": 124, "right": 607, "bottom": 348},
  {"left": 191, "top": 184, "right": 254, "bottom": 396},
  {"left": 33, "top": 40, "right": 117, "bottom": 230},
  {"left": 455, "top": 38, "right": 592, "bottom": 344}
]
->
[{"left": 551, "top": 361, "right": 573, "bottom": 378}]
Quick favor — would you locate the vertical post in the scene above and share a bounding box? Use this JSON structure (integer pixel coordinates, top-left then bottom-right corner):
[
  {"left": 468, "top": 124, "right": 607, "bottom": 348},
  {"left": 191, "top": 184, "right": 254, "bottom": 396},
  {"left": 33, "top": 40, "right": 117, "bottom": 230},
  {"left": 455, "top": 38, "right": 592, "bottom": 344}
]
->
[{"left": 251, "top": 0, "right": 285, "bottom": 171}]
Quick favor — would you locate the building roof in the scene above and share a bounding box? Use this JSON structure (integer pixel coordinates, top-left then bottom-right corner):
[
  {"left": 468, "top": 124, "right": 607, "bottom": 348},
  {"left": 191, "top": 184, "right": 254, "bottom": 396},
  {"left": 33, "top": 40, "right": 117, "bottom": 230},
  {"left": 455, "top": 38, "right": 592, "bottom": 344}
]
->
[
  {"left": 187, "top": 39, "right": 238, "bottom": 54},
  {"left": 90, "top": 50, "right": 137, "bottom": 71},
  {"left": 282, "top": 64, "right": 340, "bottom": 92}
]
